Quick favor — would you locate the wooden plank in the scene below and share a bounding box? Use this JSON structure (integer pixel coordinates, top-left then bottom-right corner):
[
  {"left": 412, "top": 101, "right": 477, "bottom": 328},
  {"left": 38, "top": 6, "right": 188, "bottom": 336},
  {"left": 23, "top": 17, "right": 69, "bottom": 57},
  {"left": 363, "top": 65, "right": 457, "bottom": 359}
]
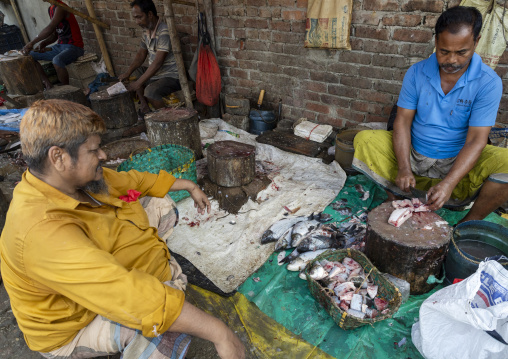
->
[
  {"left": 84, "top": 0, "right": 115, "bottom": 76},
  {"left": 10, "top": 0, "right": 29, "bottom": 43},
  {"left": 163, "top": 0, "right": 193, "bottom": 109},
  {"left": 255, "top": 131, "right": 329, "bottom": 157},
  {"left": 42, "top": 0, "right": 110, "bottom": 29}
]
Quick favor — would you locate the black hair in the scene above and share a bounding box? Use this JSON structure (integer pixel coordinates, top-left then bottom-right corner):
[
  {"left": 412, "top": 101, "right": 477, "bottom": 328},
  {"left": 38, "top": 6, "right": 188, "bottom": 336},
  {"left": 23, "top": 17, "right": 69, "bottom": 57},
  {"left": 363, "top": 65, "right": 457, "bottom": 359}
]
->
[
  {"left": 435, "top": 6, "right": 482, "bottom": 42},
  {"left": 129, "top": 0, "right": 157, "bottom": 17}
]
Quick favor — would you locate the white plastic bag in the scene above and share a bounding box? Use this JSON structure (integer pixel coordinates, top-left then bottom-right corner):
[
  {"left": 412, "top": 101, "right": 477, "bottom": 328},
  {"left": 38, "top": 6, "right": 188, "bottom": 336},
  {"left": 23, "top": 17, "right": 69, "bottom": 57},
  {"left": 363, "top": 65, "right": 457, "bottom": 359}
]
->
[{"left": 412, "top": 259, "right": 508, "bottom": 359}]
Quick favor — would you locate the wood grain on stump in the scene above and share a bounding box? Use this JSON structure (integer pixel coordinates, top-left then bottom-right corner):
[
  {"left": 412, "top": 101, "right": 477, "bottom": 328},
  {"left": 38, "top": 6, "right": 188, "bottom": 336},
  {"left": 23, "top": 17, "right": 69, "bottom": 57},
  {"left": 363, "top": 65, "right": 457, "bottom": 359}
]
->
[
  {"left": 89, "top": 89, "right": 137, "bottom": 129},
  {"left": 207, "top": 141, "right": 255, "bottom": 188},
  {"left": 0, "top": 56, "right": 44, "bottom": 95},
  {"left": 365, "top": 202, "right": 451, "bottom": 294},
  {"left": 145, "top": 108, "right": 203, "bottom": 159},
  {"left": 43, "top": 85, "right": 88, "bottom": 106},
  {"left": 222, "top": 113, "right": 249, "bottom": 132},
  {"left": 224, "top": 94, "right": 250, "bottom": 115}
]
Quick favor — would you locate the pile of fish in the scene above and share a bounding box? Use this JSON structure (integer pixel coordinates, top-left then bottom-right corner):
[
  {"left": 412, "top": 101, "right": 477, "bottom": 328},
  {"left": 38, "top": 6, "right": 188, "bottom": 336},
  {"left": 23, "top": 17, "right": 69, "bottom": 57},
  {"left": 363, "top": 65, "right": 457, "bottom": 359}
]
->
[
  {"left": 261, "top": 212, "right": 367, "bottom": 267},
  {"left": 307, "top": 256, "right": 390, "bottom": 319},
  {"left": 388, "top": 198, "right": 430, "bottom": 228}
]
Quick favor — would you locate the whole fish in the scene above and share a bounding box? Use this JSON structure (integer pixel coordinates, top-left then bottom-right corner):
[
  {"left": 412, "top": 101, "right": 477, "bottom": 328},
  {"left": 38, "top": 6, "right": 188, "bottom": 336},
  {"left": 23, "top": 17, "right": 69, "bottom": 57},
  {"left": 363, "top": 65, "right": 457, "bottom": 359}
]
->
[
  {"left": 284, "top": 248, "right": 332, "bottom": 266},
  {"left": 290, "top": 220, "right": 321, "bottom": 248},
  {"left": 261, "top": 216, "right": 308, "bottom": 244},
  {"left": 296, "top": 232, "right": 346, "bottom": 253},
  {"left": 309, "top": 263, "right": 328, "bottom": 280},
  {"left": 274, "top": 227, "right": 293, "bottom": 251}
]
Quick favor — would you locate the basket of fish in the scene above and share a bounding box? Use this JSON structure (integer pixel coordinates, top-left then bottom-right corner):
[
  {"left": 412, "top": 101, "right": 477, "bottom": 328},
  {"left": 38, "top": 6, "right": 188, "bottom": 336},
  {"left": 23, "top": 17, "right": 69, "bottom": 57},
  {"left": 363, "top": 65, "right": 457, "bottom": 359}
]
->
[{"left": 304, "top": 248, "right": 402, "bottom": 330}]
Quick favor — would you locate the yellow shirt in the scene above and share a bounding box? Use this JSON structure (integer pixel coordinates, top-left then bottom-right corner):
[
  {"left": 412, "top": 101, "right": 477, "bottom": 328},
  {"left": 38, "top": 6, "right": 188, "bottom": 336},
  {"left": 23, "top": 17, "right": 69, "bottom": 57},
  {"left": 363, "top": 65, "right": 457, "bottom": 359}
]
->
[{"left": 0, "top": 168, "right": 185, "bottom": 352}]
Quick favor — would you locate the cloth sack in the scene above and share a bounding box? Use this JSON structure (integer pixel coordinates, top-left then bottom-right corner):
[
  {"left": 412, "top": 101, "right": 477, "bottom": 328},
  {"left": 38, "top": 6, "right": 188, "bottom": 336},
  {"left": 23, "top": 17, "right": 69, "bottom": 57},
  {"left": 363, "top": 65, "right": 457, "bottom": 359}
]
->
[
  {"left": 304, "top": 0, "right": 353, "bottom": 49},
  {"left": 412, "top": 259, "right": 508, "bottom": 359}
]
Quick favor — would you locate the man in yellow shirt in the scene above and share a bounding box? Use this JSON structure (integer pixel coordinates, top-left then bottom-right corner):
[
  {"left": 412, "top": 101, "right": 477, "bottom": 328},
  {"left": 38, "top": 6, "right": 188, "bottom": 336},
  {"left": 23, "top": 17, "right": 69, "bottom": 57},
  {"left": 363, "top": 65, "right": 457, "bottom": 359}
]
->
[{"left": 0, "top": 100, "right": 245, "bottom": 358}]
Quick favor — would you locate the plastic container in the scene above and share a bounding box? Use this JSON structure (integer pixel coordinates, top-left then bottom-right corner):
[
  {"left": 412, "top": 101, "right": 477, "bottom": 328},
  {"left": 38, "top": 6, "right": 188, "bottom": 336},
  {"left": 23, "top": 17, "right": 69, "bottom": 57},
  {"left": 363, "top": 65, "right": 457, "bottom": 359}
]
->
[
  {"left": 444, "top": 220, "right": 508, "bottom": 285},
  {"left": 334, "top": 126, "right": 369, "bottom": 170},
  {"left": 249, "top": 109, "right": 276, "bottom": 135}
]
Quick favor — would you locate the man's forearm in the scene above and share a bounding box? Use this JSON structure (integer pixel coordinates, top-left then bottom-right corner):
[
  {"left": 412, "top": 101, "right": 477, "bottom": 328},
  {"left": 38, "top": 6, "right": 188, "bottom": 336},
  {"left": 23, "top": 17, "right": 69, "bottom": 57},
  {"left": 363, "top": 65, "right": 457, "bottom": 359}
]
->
[
  {"left": 393, "top": 119, "right": 412, "bottom": 173},
  {"left": 441, "top": 141, "right": 484, "bottom": 187},
  {"left": 28, "top": 28, "right": 56, "bottom": 47},
  {"left": 135, "top": 57, "right": 164, "bottom": 85}
]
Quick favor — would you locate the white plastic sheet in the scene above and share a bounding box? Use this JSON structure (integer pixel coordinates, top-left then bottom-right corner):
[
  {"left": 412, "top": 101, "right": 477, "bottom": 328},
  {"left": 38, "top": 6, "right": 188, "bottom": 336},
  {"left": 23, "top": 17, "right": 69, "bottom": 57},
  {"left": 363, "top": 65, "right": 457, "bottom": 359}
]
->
[
  {"left": 412, "top": 259, "right": 508, "bottom": 359},
  {"left": 166, "top": 120, "right": 346, "bottom": 293}
]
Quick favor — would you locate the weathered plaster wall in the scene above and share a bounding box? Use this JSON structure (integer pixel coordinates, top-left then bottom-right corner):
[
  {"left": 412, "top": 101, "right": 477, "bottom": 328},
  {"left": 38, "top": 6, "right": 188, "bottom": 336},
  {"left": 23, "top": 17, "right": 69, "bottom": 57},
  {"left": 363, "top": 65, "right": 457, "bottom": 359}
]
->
[
  {"left": 1, "top": 0, "right": 50, "bottom": 40},
  {"left": 27, "top": 0, "right": 508, "bottom": 125}
]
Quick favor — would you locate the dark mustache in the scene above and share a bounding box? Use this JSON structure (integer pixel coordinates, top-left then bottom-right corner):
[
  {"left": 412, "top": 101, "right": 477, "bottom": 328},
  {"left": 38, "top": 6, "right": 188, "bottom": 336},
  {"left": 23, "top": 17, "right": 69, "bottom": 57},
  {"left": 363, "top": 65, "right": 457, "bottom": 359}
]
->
[{"left": 441, "top": 63, "right": 461, "bottom": 69}]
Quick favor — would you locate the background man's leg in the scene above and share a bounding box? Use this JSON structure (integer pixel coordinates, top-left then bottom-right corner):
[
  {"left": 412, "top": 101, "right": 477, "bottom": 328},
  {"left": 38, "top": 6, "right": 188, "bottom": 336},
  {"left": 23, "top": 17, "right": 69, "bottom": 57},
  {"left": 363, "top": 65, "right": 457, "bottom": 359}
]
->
[{"left": 459, "top": 181, "right": 508, "bottom": 223}]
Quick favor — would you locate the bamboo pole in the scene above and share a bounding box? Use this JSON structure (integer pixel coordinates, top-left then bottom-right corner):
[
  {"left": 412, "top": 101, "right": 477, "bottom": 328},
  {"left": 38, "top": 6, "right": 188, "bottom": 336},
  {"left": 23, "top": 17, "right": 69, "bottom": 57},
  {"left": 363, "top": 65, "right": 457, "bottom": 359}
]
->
[
  {"left": 84, "top": 0, "right": 115, "bottom": 76},
  {"left": 10, "top": 0, "right": 29, "bottom": 44},
  {"left": 42, "top": 0, "right": 110, "bottom": 29},
  {"left": 203, "top": 0, "right": 215, "bottom": 52},
  {"left": 163, "top": 0, "right": 193, "bottom": 109}
]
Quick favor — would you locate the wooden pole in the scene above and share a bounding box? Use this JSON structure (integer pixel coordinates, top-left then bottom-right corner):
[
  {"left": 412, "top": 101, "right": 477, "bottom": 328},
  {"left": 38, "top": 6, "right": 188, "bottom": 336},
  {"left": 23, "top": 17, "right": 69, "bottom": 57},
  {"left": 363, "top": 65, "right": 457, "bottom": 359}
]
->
[
  {"left": 164, "top": 0, "right": 193, "bottom": 109},
  {"left": 84, "top": 0, "right": 115, "bottom": 76},
  {"left": 10, "top": 0, "right": 29, "bottom": 44},
  {"left": 42, "top": 0, "right": 110, "bottom": 29},
  {"left": 203, "top": 0, "right": 216, "bottom": 52}
]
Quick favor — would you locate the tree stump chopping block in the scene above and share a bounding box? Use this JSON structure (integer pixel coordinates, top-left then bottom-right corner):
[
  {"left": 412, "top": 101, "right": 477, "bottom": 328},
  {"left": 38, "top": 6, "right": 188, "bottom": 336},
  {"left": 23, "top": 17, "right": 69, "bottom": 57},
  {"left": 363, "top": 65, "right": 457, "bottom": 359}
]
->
[
  {"left": 43, "top": 85, "right": 88, "bottom": 106},
  {"left": 145, "top": 108, "right": 203, "bottom": 159},
  {"left": 222, "top": 113, "right": 249, "bottom": 132},
  {"left": 0, "top": 56, "right": 44, "bottom": 95},
  {"left": 364, "top": 202, "right": 451, "bottom": 294},
  {"left": 207, "top": 141, "right": 256, "bottom": 187},
  {"left": 89, "top": 89, "right": 137, "bottom": 129}
]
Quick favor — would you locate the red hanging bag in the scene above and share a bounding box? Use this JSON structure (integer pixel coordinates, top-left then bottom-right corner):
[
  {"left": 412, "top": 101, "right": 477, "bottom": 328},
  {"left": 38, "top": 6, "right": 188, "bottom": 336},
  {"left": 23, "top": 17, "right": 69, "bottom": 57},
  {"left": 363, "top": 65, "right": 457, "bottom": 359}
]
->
[{"left": 196, "top": 13, "right": 221, "bottom": 106}]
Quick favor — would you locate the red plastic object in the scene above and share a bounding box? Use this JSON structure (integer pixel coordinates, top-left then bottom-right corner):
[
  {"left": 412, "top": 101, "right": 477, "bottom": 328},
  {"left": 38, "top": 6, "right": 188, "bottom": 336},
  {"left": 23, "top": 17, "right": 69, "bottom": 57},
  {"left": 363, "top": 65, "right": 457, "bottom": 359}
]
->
[
  {"left": 452, "top": 278, "right": 464, "bottom": 284},
  {"left": 196, "top": 43, "right": 221, "bottom": 106}
]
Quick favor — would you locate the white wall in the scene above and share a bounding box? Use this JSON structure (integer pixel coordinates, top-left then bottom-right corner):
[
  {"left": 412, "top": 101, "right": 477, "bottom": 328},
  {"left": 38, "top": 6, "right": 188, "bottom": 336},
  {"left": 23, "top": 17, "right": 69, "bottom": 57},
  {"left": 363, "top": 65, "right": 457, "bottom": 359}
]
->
[{"left": 0, "top": 0, "right": 52, "bottom": 41}]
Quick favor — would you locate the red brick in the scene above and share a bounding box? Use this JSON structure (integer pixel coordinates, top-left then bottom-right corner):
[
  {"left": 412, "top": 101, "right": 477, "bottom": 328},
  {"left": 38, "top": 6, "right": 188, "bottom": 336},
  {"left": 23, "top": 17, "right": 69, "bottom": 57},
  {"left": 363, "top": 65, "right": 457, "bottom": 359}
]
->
[
  {"left": 271, "top": 0, "right": 295, "bottom": 5},
  {"left": 246, "top": 7, "right": 258, "bottom": 17},
  {"left": 340, "top": 76, "right": 372, "bottom": 89},
  {"left": 246, "top": 0, "right": 266, "bottom": 6},
  {"left": 230, "top": 68, "right": 249, "bottom": 79},
  {"left": 302, "top": 91, "right": 321, "bottom": 102},
  {"left": 373, "top": 80, "right": 402, "bottom": 95},
  {"left": 393, "top": 29, "right": 433, "bottom": 43},
  {"left": 320, "top": 94, "right": 350, "bottom": 108},
  {"left": 365, "top": 113, "right": 389, "bottom": 122},
  {"left": 355, "top": 26, "right": 390, "bottom": 41},
  {"left": 245, "top": 19, "right": 269, "bottom": 29},
  {"left": 423, "top": 15, "right": 439, "bottom": 28},
  {"left": 283, "top": 44, "right": 305, "bottom": 56},
  {"left": 352, "top": 11, "right": 382, "bottom": 26},
  {"left": 401, "top": 0, "right": 443, "bottom": 13},
  {"left": 372, "top": 54, "right": 407, "bottom": 68},
  {"left": 495, "top": 65, "right": 508, "bottom": 79},
  {"left": 304, "top": 81, "right": 327, "bottom": 93},
  {"left": 306, "top": 102, "right": 330, "bottom": 114},
  {"left": 358, "top": 89, "right": 393, "bottom": 104},
  {"left": 245, "top": 40, "right": 269, "bottom": 51},
  {"left": 350, "top": 38, "right": 364, "bottom": 51},
  {"left": 271, "top": 21, "right": 292, "bottom": 32},
  {"left": 382, "top": 14, "right": 422, "bottom": 27},
  {"left": 269, "top": 43, "right": 284, "bottom": 53},
  {"left": 329, "top": 63, "right": 360, "bottom": 76},
  {"left": 291, "top": 22, "right": 306, "bottom": 33},
  {"left": 282, "top": 67, "right": 310, "bottom": 79},
  {"left": 296, "top": 0, "right": 307, "bottom": 8},
  {"left": 364, "top": 0, "right": 399, "bottom": 11},
  {"left": 363, "top": 39, "right": 399, "bottom": 54},
  {"left": 310, "top": 71, "right": 340, "bottom": 83},
  {"left": 398, "top": 43, "right": 432, "bottom": 57},
  {"left": 358, "top": 66, "right": 394, "bottom": 80},
  {"left": 340, "top": 51, "right": 372, "bottom": 65},
  {"left": 328, "top": 84, "right": 359, "bottom": 98},
  {"left": 272, "top": 32, "right": 302, "bottom": 44},
  {"left": 282, "top": 10, "right": 306, "bottom": 21},
  {"left": 258, "top": 30, "right": 272, "bottom": 41},
  {"left": 497, "top": 110, "right": 508, "bottom": 124},
  {"left": 259, "top": 8, "right": 272, "bottom": 18},
  {"left": 316, "top": 115, "right": 344, "bottom": 128}
]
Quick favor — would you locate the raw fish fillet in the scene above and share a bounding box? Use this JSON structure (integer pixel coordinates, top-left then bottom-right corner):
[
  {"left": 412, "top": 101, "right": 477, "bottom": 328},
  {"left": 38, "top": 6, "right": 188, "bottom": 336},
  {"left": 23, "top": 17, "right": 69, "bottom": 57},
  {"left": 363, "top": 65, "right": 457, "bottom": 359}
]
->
[{"left": 388, "top": 208, "right": 412, "bottom": 227}]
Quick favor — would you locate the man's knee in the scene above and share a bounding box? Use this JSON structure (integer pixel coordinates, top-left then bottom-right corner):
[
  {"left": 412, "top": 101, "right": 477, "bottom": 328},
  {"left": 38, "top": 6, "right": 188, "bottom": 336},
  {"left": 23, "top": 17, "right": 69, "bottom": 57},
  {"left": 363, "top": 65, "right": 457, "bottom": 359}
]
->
[{"left": 353, "top": 129, "right": 391, "bottom": 151}]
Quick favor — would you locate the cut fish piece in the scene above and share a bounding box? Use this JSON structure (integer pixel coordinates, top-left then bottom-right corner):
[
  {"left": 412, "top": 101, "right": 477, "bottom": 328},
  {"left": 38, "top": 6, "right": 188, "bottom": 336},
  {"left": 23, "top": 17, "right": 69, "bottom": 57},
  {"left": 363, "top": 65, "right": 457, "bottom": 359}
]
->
[
  {"left": 388, "top": 208, "right": 413, "bottom": 227},
  {"left": 367, "top": 284, "right": 378, "bottom": 299},
  {"left": 374, "top": 297, "right": 389, "bottom": 311}
]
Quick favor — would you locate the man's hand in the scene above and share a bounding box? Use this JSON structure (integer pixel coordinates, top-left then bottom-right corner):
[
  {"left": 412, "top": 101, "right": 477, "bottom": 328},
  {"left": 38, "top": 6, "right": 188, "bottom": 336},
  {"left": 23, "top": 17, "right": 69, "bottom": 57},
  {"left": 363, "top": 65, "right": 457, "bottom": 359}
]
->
[
  {"left": 426, "top": 181, "right": 454, "bottom": 211},
  {"left": 21, "top": 42, "right": 34, "bottom": 55},
  {"left": 118, "top": 72, "right": 131, "bottom": 82},
  {"left": 189, "top": 185, "right": 211, "bottom": 214},
  {"left": 126, "top": 80, "right": 142, "bottom": 92},
  {"left": 395, "top": 169, "right": 416, "bottom": 193},
  {"left": 214, "top": 328, "right": 246, "bottom": 359}
]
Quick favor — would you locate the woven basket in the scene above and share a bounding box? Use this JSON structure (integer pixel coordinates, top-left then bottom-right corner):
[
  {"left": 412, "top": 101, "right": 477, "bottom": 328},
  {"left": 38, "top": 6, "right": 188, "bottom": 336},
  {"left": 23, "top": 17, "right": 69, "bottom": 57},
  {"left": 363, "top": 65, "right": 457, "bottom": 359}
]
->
[
  {"left": 116, "top": 144, "right": 197, "bottom": 202},
  {"left": 305, "top": 248, "right": 402, "bottom": 330}
]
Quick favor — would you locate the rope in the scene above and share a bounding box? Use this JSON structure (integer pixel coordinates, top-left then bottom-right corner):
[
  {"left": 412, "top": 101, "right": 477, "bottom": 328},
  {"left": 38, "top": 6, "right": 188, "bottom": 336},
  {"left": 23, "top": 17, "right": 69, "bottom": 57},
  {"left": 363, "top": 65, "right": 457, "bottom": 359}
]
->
[
  {"left": 450, "top": 229, "right": 508, "bottom": 266},
  {"left": 306, "top": 124, "right": 321, "bottom": 140}
]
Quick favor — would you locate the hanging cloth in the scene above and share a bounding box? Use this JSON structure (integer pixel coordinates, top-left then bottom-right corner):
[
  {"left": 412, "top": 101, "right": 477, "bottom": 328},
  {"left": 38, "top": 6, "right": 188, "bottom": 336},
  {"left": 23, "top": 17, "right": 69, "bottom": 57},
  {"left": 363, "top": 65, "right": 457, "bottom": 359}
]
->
[{"left": 196, "top": 12, "right": 221, "bottom": 106}]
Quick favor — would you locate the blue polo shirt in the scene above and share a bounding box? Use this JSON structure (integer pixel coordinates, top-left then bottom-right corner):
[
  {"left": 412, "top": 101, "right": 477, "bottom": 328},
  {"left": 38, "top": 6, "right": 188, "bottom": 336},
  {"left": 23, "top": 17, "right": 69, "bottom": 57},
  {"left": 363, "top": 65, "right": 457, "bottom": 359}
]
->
[{"left": 397, "top": 53, "right": 502, "bottom": 159}]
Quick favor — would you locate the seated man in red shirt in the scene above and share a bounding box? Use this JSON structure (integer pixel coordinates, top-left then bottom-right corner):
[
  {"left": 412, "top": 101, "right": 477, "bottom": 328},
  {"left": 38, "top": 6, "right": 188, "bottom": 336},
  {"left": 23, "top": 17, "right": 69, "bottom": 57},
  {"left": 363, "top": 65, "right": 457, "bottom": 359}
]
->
[{"left": 22, "top": 0, "right": 84, "bottom": 89}]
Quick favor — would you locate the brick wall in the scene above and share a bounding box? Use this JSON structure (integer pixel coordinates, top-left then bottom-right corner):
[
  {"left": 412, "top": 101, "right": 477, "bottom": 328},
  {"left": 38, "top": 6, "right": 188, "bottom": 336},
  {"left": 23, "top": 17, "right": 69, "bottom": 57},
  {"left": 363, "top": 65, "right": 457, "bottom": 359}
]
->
[{"left": 67, "top": 0, "right": 508, "bottom": 125}]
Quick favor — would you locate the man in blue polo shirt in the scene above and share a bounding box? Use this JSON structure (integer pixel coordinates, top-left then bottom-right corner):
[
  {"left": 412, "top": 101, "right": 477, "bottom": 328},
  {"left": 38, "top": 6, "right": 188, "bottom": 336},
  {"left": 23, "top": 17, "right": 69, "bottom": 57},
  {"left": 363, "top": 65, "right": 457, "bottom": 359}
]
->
[{"left": 353, "top": 6, "right": 508, "bottom": 223}]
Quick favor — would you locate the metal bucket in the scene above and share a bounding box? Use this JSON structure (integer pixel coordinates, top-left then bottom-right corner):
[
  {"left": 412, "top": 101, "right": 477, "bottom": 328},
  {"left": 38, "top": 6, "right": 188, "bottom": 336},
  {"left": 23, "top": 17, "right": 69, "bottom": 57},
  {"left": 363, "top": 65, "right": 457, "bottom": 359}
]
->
[
  {"left": 335, "top": 126, "right": 370, "bottom": 170},
  {"left": 249, "top": 109, "right": 276, "bottom": 135},
  {"left": 444, "top": 220, "right": 508, "bottom": 285}
]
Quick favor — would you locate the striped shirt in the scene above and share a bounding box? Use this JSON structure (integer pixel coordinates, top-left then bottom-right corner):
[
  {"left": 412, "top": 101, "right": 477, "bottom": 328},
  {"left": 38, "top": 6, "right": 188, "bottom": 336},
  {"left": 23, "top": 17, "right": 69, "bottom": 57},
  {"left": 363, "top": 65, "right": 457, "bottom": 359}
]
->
[{"left": 141, "top": 19, "right": 178, "bottom": 80}]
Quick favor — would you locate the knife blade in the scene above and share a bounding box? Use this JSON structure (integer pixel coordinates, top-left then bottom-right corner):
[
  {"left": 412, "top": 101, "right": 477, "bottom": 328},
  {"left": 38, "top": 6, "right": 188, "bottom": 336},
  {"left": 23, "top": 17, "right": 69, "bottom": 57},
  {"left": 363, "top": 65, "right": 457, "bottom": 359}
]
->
[{"left": 409, "top": 186, "right": 428, "bottom": 204}]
